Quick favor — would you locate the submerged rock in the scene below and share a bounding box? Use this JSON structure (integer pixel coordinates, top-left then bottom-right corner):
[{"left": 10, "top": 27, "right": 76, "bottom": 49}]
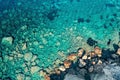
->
[
  {"left": 24, "top": 52, "right": 33, "bottom": 61},
  {"left": 1, "top": 36, "right": 13, "bottom": 46}
]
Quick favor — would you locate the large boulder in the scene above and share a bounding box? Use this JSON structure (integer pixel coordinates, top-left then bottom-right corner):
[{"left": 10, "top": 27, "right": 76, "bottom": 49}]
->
[{"left": 91, "top": 63, "right": 120, "bottom": 80}]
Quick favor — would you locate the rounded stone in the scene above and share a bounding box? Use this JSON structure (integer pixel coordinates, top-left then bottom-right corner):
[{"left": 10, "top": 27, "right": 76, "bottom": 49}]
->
[
  {"left": 17, "top": 73, "right": 25, "bottom": 80},
  {"left": 24, "top": 52, "right": 33, "bottom": 61},
  {"left": 30, "top": 66, "right": 40, "bottom": 74}
]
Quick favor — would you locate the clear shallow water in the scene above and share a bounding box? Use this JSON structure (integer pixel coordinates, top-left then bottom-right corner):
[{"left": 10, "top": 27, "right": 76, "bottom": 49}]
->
[{"left": 0, "top": 0, "right": 120, "bottom": 80}]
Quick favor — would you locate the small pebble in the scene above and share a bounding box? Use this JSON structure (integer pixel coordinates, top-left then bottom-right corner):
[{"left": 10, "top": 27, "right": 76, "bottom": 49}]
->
[
  {"left": 94, "top": 46, "right": 102, "bottom": 56},
  {"left": 22, "top": 43, "right": 27, "bottom": 50},
  {"left": 64, "top": 60, "right": 71, "bottom": 68},
  {"left": 97, "top": 60, "right": 102, "bottom": 65},
  {"left": 82, "top": 55, "right": 87, "bottom": 60},
  {"left": 59, "top": 66, "right": 66, "bottom": 71},
  {"left": 117, "top": 48, "right": 120, "bottom": 55},
  {"left": 77, "top": 48, "right": 84, "bottom": 57}
]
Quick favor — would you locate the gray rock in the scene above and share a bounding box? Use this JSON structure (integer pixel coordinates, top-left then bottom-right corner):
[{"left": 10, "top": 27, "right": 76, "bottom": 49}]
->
[
  {"left": 64, "top": 74, "right": 85, "bottom": 80},
  {"left": 91, "top": 63, "right": 120, "bottom": 80}
]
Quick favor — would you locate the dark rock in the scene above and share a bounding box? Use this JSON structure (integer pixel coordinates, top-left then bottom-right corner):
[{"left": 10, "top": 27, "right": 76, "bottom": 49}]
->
[
  {"left": 103, "top": 24, "right": 107, "bottom": 29},
  {"left": 87, "top": 38, "right": 97, "bottom": 46},
  {"left": 113, "top": 13, "right": 117, "bottom": 17},
  {"left": 111, "top": 54, "right": 119, "bottom": 59},
  {"left": 3, "top": 77, "right": 13, "bottom": 80},
  {"left": 47, "top": 10, "right": 58, "bottom": 21},
  {"left": 77, "top": 18, "right": 84, "bottom": 23},
  {"left": 84, "top": 73, "right": 91, "bottom": 80},
  {"left": 50, "top": 72, "right": 66, "bottom": 80},
  {"left": 77, "top": 68, "right": 87, "bottom": 77},
  {"left": 93, "top": 64, "right": 104, "bottom": 73},
  {"left": 102, "top": 49, "right": 114, "bottom": 61},
  {"left": 86, "top": 19, "right": 90, "bottom": 23},
  {"left": 113, "top": 44, "right": 119, "bottom": 52},
  {"left": 100, "top": 15, "right": 103, "bottom": 20},
  {"left": 109, "top": 23, "right": 113, "bottom": 26},
  {"left": 107, "top": 39, "right": 111, "bottom": 45}
]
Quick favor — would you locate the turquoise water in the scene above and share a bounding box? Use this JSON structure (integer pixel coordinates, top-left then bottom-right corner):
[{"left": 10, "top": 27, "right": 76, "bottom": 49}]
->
[{"left": 0, "top": 0, "right": 120, "bottom": 80}]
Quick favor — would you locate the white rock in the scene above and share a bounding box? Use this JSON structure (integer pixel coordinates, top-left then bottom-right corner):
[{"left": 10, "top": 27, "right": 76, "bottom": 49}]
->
[
  {"left": 17, "top": 53, "right": 23, "bottom": 58},
  {"left": 17, "top": 73, "right": 25, "bottom": 80},
  {"left": 1, "top": 37, "right": 13, "bottom": 45},
  {"left": 31, "top": 66, "right": 40, "bottom": 74},
  {"left": 31, "top": 55, "right": 37, "bottom": 62},
  {"left": 59, "top": 66, "right": 66, "bottom": 71},
  {"left": 24, "top": 52, "right": 33, "bottom": 61},
  {"left": 22, "top": 43, "right": 27, "bottom": 50},
  {"left": 82, "top": 55, "right": 87, "bottom": 60}
]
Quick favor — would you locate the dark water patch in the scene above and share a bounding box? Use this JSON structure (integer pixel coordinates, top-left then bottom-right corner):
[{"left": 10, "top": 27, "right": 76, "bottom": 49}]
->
[
  {"left": 105, "top": 3, "right": 116, "bottom": 7},
  {"left": 110, "top": 18, "right": 115, "bottom": 22},
  {"left": 70, "top": 0, "right": 73, "bottom": 3},
  {"left": 113, "top": 13, "right": 117, "bottom": 17},
  {"left": 85, "top": 19, "right": 90, "bottom": 23},
  {"left": 109, "top": 22, "right": 113, "bottom": 27},
  {"left": 103, "top": 24, "right": 108, "bottom": 29},
  {"left": 47, "top": 9, "right": 59, "bottom": 21},
  {"left": 100, "top": 15, "right": 103, "bottom": 20},
  {"left": 77, "top": 0, "right": 80, "bottom": 2}
]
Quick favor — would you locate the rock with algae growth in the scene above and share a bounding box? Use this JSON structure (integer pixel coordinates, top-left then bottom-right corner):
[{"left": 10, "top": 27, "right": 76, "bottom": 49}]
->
[{"left": 1, "top": 37, "right": 13, "bottom": 46}]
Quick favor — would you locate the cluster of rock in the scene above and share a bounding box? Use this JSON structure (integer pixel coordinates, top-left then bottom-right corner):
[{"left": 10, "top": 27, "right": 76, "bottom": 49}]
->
[{"left": 44, "top": 46, "right": 120, "bottom": 80}]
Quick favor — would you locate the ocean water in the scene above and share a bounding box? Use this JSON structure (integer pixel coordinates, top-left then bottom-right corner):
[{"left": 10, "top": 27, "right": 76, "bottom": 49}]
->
[{"left": 0, "top": 0, "right": 120, "bottom": 80}]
